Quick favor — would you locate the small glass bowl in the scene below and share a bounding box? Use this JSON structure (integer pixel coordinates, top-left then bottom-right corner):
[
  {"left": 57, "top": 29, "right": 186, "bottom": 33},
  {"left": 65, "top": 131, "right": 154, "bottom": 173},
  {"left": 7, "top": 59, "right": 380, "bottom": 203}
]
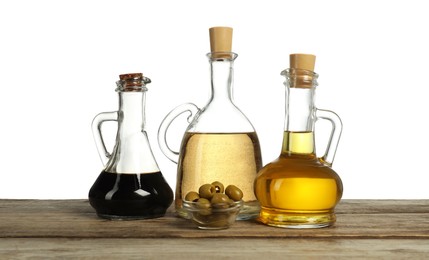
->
[{"left": 182, "top": 200, "right": 243, "bottom": 230}]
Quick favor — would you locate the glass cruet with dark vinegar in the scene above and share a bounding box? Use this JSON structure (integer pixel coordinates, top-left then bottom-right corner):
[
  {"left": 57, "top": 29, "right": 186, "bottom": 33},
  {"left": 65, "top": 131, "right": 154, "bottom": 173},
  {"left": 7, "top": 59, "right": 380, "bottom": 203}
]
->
[
  {"left": 89, "top": 73, "right": 173, "bottom": 220},
  {"left": 254, "top": 54, "right": 343, "bottom": 228},
  {"left": 158, "top": 27, "right": 262, "bottom": 220}
]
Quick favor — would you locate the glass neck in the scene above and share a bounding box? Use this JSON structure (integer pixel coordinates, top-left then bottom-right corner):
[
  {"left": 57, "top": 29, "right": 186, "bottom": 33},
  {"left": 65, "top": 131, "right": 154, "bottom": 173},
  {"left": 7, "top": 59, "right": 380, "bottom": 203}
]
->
[
  {"left": 118, "top": 91, "right": 146, "bottom": 132},
  {"left": 105, "top": 90, "right": 160, "bottom": 174},
  {"left": 208, "top": 53, "right": 236, "bottom": 105},
  {"left": 282, "top": 83, "right": 317, "bottom": 156},
  {"left": 284, "top": 87, "right": 316, "bottom": 132}
]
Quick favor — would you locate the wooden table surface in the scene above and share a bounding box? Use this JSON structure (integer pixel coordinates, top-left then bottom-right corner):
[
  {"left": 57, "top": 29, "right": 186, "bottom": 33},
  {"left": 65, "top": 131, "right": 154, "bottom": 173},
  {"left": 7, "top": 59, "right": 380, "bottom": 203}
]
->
[{"left": 0, "top": 199, "right": 428, "bottom": 259}]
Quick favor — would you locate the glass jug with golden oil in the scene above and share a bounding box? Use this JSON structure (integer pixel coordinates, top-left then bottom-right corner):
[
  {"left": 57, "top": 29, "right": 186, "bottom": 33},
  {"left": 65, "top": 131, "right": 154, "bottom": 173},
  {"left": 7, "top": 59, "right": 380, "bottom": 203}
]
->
[
  {"left": 158, "top": 27, "right": 262, "bottom": 220},
  {"left": 254, "top": 54, "right": 343, "bottom": 228}
]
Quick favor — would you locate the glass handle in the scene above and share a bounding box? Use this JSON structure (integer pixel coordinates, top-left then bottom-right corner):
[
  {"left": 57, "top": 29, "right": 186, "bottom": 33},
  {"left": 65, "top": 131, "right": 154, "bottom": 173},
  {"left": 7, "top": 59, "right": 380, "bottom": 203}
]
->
[
  {"left": 91, "top": 111, "right": 118, "bottom": 167},
  {"left": 158, "top": 103, "right": 200, "bottom": 164},
  {"left": 315, "top": 108, "right": 343, "bottom": 167}
]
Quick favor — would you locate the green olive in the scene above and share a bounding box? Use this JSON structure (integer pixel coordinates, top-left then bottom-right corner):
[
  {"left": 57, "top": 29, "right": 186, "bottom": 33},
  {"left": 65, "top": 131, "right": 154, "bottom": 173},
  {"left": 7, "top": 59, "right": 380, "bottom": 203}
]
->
[
  {"left": 211, "top": 193, "right": 230, "bottom": 209},
  {"left": 225, "top": 185, "right": 243, "bottom": 201},
  {"left": 185, "top": 191, "right": 200, "bottom": 202},
  {"left": 211, "top": 193, "right": 229, "bottom": 203},
  {"left": 199, "top": 184, "right": 216, "bottom": 199},
  {"left": 196, "top": 198, "right": 211, "bottom": 209},
  {"left": 211, "top": 181, "right": 224, "bottom": 193}
]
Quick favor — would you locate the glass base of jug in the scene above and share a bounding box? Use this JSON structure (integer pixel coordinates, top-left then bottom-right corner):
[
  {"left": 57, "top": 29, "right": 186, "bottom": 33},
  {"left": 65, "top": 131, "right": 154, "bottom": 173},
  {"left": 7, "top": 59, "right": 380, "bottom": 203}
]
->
[
  {"left": 257, "top": 207, "right": 336, "bottom": 228},
  {"left": 176, "top": 200, "right": 260, "bottom": 220}
]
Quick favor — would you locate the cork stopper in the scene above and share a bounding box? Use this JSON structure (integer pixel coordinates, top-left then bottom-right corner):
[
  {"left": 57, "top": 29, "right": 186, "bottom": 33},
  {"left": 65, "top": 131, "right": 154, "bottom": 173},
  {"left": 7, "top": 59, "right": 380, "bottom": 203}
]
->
[
  {"left": 209, "top": 27, "right": 233, "bottom": 58},
  {"left": 119, "top": 73, "right": 143, "bottom": 81},
  {"left": 117, "top": 73, "right": 151, "bottom": 91},
  {"left": 287, "top": 54, "right": 317, "bottom": 89},
  {"left": 290, "top": 54, "right": 316, "bottom": 72},
  {"left": 119, "top": 73, "right": 144, "bottom": 87}
]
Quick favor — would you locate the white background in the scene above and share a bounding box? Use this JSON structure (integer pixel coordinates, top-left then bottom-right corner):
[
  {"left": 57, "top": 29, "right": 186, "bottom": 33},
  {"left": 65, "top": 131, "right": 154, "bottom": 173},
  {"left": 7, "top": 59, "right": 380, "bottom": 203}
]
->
[{"left": 0, "top": 0, "right": 428, "bottom": 199}]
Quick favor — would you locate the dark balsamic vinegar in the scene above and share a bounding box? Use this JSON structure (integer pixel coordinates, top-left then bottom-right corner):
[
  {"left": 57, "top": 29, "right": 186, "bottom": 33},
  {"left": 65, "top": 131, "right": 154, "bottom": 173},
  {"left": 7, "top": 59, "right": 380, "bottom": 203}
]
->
[{"left": 89, "top": 171, "right": 173, "bottom": 219}]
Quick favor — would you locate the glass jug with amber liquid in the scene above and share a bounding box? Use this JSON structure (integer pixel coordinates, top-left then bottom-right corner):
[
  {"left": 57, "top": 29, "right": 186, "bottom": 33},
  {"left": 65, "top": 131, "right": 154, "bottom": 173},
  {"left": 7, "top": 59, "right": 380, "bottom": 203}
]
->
[
  {"left": 254, "top": 54, "right": 343, "bottom": 228},
  {"left": 158, "top": 27, "right": 262, "bottom": 220},
  {"left": 89, "top": 73, "right": 173, "bottom": 220}
]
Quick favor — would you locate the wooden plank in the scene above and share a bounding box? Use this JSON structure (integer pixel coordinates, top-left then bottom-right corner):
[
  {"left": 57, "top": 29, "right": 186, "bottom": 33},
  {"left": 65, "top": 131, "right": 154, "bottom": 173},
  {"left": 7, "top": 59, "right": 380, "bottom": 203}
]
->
[
  {"left": 0, "top": 199, "right": 429, "bottom": 215},
  {"left": 336, "top": 199, "right": 429, "bottom": 214},
  {"left": 2, "top": 212, "right": 429, "bottom": 239},
  {"left": 1, "top": 199, "right": 429, "bottom": 239},
  {"left": 1, "top": 238, "right": 429, "bottom": 259},
  {"left": 2, "top": 199, "right": 429, "bottom": 214}
]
